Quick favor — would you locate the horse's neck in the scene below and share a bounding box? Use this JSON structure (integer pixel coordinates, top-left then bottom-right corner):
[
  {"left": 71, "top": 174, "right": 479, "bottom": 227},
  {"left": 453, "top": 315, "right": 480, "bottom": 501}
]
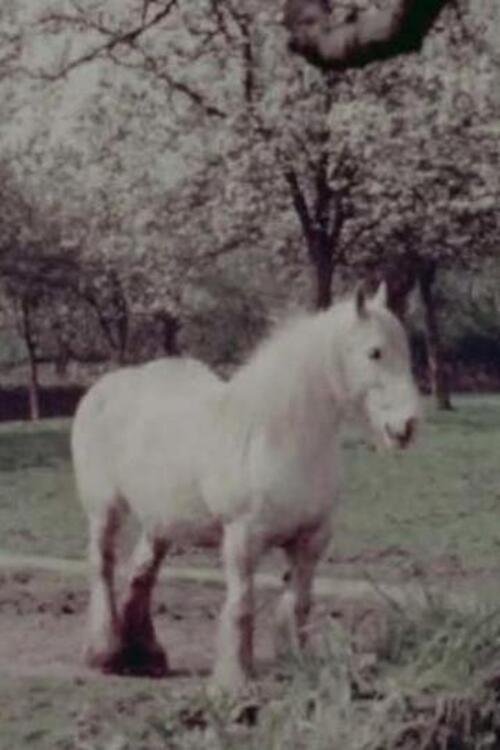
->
[{"left": 226, "top": 315, "right": 345, "bottom": 449}]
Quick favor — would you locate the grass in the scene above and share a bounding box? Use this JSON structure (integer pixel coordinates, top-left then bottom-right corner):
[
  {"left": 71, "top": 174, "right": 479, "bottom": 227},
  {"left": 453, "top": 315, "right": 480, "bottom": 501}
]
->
[
  {"left": 2, "top": 398, "right": 500, "bottom": 748},
  {"left": 336, "top": 394, "right": 500, "bottom": 576},
  {"left": 0, "top": 675, "right": 205, "bottom": 750},
  {"left": 0, "top": 419, "right": 84, "bottom": 559},
  {"left": 0, "top": 396, "right": 500, "bottom": 750},
  {"left": 2, "top": 600, "right": 500, "bottom": 750},
  {"left": 1, "top": 396, "right": 500, "bottom": 576}
]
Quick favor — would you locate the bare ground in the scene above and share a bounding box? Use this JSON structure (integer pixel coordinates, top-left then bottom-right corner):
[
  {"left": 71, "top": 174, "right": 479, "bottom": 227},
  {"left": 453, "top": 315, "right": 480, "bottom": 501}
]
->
[
  {"left": 0, "top": 569, "right": 225, "bottom": 682},
  {"left": 1, "top": 541, "right": 495, "bottom": 686},
  {"left": 0, "top": 564, "right": 394, "bottom": 684},
  {"left": 3, "top": 562, "right": 500, "bottom": 750}
]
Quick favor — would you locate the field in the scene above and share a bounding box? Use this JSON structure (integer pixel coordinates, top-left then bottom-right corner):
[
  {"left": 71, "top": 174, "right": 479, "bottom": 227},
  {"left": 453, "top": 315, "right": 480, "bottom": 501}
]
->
[{"left": 1, "top": 396, "right": 500, "bottom": 748}]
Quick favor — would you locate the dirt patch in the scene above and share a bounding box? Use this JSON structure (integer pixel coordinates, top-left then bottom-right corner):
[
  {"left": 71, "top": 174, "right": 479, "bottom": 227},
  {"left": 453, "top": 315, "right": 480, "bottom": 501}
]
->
[
  {"left": 0, "top": 568, "right": 389, "bottom": 683},
  {"left": 5, "top": 568, "right": 500, "bottom": 750},
  {"left": 0, "top": 569, "right": 222, "bottom": 681}
]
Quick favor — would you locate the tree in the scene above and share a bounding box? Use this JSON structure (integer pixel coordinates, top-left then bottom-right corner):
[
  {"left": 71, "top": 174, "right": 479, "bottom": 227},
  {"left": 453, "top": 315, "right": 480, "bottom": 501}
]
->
[
  {"left": 280, "top": 92, "right": 366, "bottom": 310},
  {"left": 351, "top": 83, "right": 500, "bottom": 408},
  {"left": 2, "top": 0, "right": 497, "bottom": 408},
  {"left": 0, "top": 195, "right": 80, "bottom": 420},
  {"left": 0, "top": 153, "right": 184, "bottom": 418}
]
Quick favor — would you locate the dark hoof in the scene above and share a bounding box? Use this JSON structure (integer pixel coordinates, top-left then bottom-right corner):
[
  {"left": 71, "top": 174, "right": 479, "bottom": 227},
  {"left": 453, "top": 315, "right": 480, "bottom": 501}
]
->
[
  {"left": 116, "top": 643, "right": 169, "bottom": 678},
  {"left": 86, "top": 644, "right": 169, "bottom": 678}
]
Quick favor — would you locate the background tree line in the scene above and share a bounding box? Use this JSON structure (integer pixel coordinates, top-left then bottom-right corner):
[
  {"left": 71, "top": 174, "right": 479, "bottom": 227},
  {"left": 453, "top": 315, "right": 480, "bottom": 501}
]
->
[{"left": 0, "top": 0, "right": 498, "bottom": 419}]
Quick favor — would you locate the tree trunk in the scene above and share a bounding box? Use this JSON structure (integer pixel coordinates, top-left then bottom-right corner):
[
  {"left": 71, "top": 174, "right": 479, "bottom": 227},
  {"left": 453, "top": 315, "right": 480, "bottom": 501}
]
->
[
  {"left": 21, "top": 299, "right": 41, "bottom": 421},
  {"left": 54, "top": 327, "right": 71, "bottom": 378},
  {"left": 365, "top": 251, "right": 419, "bottom": 322},
  {"left": 109, "top": 271, "right": 129, "bottom": 364},
  {"left": 314, "top": 252, "right": 334, "bottom": 310},
  {"left": 284, "top": 139, "right": 345, "bottom": 313},
  {"left": 27, "top": 353, "right": 41, "bottom": 421},
  {"left": 418, "top": 263, "right": 453, "bottom": 411},
  {"left": 382, "top": 252, "right": 420, "bottom": 323},
  {"left": 156, "top": 311, "right": 180, "bottom": 355}
]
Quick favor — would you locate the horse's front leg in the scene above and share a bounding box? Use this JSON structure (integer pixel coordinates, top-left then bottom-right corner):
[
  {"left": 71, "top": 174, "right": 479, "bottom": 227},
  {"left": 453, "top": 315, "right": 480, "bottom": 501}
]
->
[
  {"left": 213, "top": 520, "right": 262, "bottom": 692},
  {"left": 274, "top": 520, "right": 332, "bottom": 658}
]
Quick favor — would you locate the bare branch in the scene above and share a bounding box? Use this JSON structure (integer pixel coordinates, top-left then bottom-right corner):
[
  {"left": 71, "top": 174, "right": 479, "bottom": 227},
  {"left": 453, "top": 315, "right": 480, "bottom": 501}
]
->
[
  {"left": 223, "top": 2, "right": 255, "bottom": 105},
  {"left": 108, "top": 42, "right": 227, "bottom": 118},
  {"left": 346, "top": 216, "right": 384, "bottom": 247},
  {"left": 284, "top": 168, "right": 313, "bottom": 240},
  {"left": 21, "top": 0, "right": 227, "bottom": 119},
  {"left": 33, "top": 0, "right": 179, "bottom": 80},
  {"left": 328, "top": 191, "right": 347, "bottom": 254},
  {"left": 314, "top": 150, "right": 331, "bottom": 232}
]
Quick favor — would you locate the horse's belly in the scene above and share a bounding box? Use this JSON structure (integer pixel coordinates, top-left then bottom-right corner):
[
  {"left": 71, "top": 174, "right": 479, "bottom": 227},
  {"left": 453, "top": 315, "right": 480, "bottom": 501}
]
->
[
  {"left": 116, "top": 395, "right": 217, "bottom": 533},
  {"left": 159, "top": 517, "right": 223, "bottom": 548},
  {"left": 121, "top": 468, "right": 212, "bottom": 530}
]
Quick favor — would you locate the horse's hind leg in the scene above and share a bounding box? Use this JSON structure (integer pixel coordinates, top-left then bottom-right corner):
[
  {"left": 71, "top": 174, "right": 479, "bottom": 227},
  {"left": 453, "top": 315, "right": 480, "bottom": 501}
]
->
[
  {"left": 274, "top": 521, "right": 331, "bottom": 658},
  {"left": 115, "top": 532, "right": 169, "bottom": 677},
  {"left": 84, "top": 500, "right": 126, "bottom": 672}
]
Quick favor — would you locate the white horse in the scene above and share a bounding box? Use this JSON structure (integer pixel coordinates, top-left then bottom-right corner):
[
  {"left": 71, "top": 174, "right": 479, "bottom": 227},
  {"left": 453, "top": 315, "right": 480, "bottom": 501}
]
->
[{"left": 71, "top": 284, "right": 420, "bottom": 690}]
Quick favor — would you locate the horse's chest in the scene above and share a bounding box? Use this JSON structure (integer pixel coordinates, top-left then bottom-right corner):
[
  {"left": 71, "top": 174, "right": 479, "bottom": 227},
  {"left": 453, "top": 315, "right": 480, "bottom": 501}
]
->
[{"left": 249, "top": 434, "right": 340, "bottom": 523}]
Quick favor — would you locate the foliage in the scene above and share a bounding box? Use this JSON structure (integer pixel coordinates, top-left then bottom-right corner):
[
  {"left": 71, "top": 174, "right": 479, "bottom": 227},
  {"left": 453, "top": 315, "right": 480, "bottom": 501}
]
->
[{"left": 0, "top": 0, "right": 498, "bottom": 386}]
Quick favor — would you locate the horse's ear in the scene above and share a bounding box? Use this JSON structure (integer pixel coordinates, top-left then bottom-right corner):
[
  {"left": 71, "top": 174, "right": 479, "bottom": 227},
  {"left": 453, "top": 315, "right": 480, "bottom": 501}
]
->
[
  {"left": 355, "top": 285, "right": 368, "bottom": 319},
  {"left": 372, "top": 281, "right": 388, "bottom": 309}
]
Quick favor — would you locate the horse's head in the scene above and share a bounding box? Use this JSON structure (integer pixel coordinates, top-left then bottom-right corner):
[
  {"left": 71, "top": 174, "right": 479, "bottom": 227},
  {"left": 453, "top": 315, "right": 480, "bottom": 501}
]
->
[{"left": 335, "top": 283, "right": 421, "bottom": 450}]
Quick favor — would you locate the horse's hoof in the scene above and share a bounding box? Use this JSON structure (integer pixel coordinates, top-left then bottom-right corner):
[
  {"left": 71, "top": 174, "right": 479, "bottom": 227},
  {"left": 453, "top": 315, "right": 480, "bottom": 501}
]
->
[
  {"left": 84, "top": 647, "right": 123, "bottom": 674},
  {"left": 85, "top": 643, "right": 169, "bottom": 678},
  {"left": 113, "top": 643, "right": 170, "bottom": 678}
]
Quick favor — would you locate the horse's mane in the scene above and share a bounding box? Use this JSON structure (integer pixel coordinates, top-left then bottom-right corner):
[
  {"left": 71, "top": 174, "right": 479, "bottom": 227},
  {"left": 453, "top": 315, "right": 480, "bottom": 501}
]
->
[
  {"left": 233, "top": 295, "right": 355, "bottom": 379},
  {"left": 224, "top": 296, "right": 355, "bottom": 435}
]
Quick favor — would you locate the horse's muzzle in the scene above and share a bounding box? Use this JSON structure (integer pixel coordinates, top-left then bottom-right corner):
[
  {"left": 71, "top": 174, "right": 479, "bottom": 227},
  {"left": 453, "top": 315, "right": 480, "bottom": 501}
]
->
[{"left": 385, "top": 417, "right": 417, "bottom": 449}]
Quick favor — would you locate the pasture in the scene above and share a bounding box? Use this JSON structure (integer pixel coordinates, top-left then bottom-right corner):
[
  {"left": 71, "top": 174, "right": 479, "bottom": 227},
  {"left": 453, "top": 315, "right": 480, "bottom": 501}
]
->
[{"left": 1, "top": 396, "right": 500, "bottom": 748}]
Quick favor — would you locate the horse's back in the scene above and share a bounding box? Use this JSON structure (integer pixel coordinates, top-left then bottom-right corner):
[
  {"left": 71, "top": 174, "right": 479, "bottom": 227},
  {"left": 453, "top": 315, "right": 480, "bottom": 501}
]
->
[
  {"left": 72, "top": 357, "right": 222, "bottom": 514},
  {"left": 138, "top": 357, "right": 220, "bottom": 392}
]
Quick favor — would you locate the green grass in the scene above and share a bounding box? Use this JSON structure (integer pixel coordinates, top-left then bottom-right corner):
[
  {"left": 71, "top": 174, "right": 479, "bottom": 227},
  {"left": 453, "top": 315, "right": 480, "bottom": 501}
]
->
[
  {"left": 0, "top": 675, "right": 209, "bottom": 750},
  {"left": 2, "top": 398, "right": 500, "bottom": 748},
  {"left": 336, "top": 395, "right": 500, "bottom": 575},
  {"left": 1, "top": 396, "right": 500, "bottom": 575},
  {"left": 2, "top": 601, "right": 500, "bottom": 750},
  {"left": 0, "top": 419, "right": 85, "bottom": 559}
]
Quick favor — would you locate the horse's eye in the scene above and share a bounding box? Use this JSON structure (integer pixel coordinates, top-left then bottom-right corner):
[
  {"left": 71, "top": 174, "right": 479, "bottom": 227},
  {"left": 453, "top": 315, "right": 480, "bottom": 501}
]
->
[{"left": 369, "top": 348, "right": 382, "bottom": 361}]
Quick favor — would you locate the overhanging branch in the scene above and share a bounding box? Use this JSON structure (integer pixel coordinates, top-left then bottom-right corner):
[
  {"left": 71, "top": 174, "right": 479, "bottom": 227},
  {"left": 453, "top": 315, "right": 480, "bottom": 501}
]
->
[
  {"left": 284, "top": 0, "right": 451, "bottom": 71},
  {"left": 284, "top": 168, "right": 313, "bottom": 240},
  {"left": 21, "top": 0, "right": 226, "bottom": 118},
  {"left": 36, "top": 0, "right": 178, "bottom": 80}
]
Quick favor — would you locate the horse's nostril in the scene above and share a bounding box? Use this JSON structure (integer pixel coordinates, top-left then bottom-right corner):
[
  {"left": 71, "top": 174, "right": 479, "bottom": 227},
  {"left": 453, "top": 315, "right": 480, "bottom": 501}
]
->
[
  {"left": 405, "top": 417, "right": 417, "bottom": 440},
  {"left": 398, "top": 418, "right": 417, "bottom": 446}
]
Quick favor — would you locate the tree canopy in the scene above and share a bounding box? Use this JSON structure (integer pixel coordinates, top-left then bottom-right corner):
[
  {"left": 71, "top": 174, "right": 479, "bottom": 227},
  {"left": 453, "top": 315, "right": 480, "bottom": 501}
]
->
[{"left": 0, "top": 0, "right": 498, "bottom": 415}]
